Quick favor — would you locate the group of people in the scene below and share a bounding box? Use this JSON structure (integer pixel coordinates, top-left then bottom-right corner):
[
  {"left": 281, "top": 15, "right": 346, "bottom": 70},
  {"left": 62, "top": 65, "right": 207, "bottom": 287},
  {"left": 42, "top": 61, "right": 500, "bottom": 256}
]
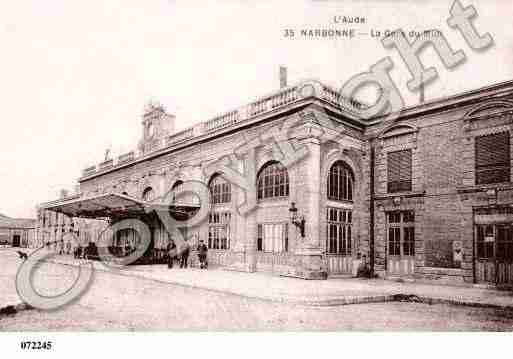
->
[
  {"left": 73, "top": 246, "right": 84, "bottom": 259},
  {"left": 166, "top": 239, "right": 208, "bottom": 269}
]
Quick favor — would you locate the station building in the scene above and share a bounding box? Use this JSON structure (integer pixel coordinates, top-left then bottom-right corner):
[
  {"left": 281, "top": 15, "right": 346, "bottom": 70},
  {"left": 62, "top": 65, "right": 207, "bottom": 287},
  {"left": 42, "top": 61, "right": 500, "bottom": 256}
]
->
[
  {"left": 37, "top": 78, "right": 513, "bottom": 287},
  {"left": 0, "top": 213, "right": 35, "bottom": 248}
]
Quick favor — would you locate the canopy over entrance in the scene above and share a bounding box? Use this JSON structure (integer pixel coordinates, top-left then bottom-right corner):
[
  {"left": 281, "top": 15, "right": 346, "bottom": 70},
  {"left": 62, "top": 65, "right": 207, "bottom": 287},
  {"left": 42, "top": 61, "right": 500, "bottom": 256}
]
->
[{"left": 43, "top": 193, "right": 199, "bottom": 221}]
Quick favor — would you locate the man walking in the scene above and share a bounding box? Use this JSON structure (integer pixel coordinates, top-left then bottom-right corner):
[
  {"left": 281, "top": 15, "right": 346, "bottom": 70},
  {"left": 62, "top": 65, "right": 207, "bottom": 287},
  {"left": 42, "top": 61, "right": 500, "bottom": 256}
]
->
[{"left": 196, "top": 240, "right": 208, "bottom": 269}]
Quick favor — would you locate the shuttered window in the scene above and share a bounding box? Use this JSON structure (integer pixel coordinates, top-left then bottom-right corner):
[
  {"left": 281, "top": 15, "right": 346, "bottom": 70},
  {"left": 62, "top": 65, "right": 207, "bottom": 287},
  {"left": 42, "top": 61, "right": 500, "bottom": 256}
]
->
[
  {"left": 475, "top": 132, "right": 510, "bottom": 185},
  {"left": 387, "top": 149, "right": 412, "bottom": 193}
]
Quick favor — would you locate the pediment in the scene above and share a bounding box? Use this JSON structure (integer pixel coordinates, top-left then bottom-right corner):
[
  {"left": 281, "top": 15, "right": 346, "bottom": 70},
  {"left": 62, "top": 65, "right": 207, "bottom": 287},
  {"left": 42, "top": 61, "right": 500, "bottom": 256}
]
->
[
  {"left": 463, "top": 100, "right": 513, "bottom": 121},
  {"left": 379, "top": 124, "right": 418, "bottom": 139}
]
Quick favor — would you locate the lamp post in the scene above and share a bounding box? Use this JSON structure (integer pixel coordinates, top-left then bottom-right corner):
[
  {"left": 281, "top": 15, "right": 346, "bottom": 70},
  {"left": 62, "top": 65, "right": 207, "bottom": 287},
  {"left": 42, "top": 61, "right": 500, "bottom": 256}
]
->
[{"left": 289, "top": 202, "right": 306, "bottom": 238}]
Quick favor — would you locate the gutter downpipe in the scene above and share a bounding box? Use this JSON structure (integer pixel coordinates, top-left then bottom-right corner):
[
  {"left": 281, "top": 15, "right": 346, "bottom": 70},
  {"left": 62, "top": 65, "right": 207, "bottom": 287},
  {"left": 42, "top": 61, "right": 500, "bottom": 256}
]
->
[{"left": 369, "top": 139, "right": 376, "bottom": 277}]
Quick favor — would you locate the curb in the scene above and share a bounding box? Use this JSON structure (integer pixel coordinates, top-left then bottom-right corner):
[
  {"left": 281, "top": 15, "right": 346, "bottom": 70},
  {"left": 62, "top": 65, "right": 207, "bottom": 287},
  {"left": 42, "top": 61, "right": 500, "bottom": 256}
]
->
[{"left": 6, "top": 257, "right": 513, "bottom": 314}]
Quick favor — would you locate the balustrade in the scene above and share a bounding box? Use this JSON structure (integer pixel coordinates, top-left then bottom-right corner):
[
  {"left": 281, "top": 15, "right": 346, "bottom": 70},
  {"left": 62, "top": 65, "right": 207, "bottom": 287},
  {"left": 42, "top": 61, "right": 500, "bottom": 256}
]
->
[
  {"left": 81, "top": 81, "right": 358, "bottom": 177},
  {"left": 99, "top": 159, "right": 113, "bottom": 170},
  {"left": 118, "top": 151, "right": 135, "bottom": 164},
  {"left": 166, "top": 127, "right": 194, "bottom": 146},
  {"left": 83, "top": 166, "right": 97, "bottom": 176},
  {"left": 203, "top": 110, "right": 240, "bottom": 133}
]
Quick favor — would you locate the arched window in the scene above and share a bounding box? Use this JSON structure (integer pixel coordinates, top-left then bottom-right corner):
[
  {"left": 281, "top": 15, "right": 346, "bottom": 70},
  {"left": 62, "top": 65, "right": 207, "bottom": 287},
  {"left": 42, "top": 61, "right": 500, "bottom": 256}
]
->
[
  {"left": 170, "top": 180, "right": 183, "bottom": 202},
  {"left": 327, "top": 161, "right": 354, "bottom": 201},
  {"left": 257, "top": 161, "right": 289, "bottom": 200},
  {"left": 142, "top": 187, "right": 155, "bottom": 202},
  {"left": 209, "top": 174, "right": 231, "bottom": 204},
  {"left": 172, "top": 180, "right": 183, "bottom": 191}
]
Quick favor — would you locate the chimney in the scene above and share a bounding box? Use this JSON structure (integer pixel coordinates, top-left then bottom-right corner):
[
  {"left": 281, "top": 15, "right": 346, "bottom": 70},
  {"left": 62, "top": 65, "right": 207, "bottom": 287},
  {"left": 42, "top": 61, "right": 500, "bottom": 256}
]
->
[{"left": 280, "top": 66, "right": 287, "bottom": 89}]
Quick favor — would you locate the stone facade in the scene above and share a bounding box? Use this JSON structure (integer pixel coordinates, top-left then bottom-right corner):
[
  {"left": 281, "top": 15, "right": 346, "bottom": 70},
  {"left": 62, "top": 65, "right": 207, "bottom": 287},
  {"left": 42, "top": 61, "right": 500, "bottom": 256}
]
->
[
  {"left": 38, "top": 79, "right": 513, "bottom": 286},
  {"left": 0, "top": 214, "right": 35, "bottom": 248},
  {"left": 35, "top": 199, "right": 108, "bottom": 253}
]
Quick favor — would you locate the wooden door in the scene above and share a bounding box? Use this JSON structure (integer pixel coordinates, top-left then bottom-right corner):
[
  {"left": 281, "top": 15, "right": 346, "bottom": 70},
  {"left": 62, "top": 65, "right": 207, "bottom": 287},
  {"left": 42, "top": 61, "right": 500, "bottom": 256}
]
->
[
  {"left": 475, "top": 224, "right": 513, "bottom": 286},
  {"left": 495, "top": 224, "right": 513, "bottom": 286},
  {"left": 474, "top": 223, "right": 513, "bottom": 286},
  {"left": 386, "top": 211, "right": 415, "bottom": 277}
]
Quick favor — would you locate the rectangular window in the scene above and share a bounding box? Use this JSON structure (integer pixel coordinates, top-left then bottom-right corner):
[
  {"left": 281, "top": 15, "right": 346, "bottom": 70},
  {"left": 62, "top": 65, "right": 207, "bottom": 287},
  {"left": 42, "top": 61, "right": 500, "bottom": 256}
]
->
[
  {"left": 388, "top": 227, "right": 401, "bottom": 256},
  {"left": 496, "top": 225, "right": 513, "bottom": 261},
  {"left": 387, "top": 210, "right": 415, "bottom": 257},
  {"left": 387, "top": 149, "right": 412, "bottom": 193},
  {"left": 475, "top": 132, "right": 510, "bottom": 185},
  {"left": 476, "top": 225, "right": 494, "bottom": 259},
  {"left": 208, "top": 211, "right": 231, "bottom": 250},
  {"left": 496, "top": 225, "right": 510, "bottom": 260},
  {"left": 326, "top": 207, "right": 352, "bottom": 255},
  {"left": 403, "top": 227, "right": 415, "bottom": 256},
  {"left": 256, "top": 223, "right": 288, "bottom": 253},
  {"left": 476, "top": 224, "right": 513, "bottom": 261}
]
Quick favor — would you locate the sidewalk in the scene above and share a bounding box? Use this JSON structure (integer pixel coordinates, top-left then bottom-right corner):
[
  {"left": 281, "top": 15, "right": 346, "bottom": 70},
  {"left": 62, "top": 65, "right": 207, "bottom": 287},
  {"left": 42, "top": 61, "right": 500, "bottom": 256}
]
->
[
  {"left": 50, "top": 254, "right": 513, "bottom": 309},
  {"left": 2, "top": 249, "right": 513, "bottom": 311}
]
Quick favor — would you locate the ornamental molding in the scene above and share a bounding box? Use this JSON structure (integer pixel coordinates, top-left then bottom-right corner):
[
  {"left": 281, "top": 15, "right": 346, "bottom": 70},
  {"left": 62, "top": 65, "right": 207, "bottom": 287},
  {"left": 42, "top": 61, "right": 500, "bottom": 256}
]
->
[
  {"left": 462, "top": 100, "right": 513, "bottom": 122},
  {"left": 376, "top": 123, "right": 418, "bottom": 152}
]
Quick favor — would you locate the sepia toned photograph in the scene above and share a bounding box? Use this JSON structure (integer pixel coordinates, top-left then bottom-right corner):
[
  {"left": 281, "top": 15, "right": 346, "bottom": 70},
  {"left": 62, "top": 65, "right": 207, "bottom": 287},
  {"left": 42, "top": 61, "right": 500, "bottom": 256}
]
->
[{"left": 1, "top": 0, "right": 513, "bottom": 351}]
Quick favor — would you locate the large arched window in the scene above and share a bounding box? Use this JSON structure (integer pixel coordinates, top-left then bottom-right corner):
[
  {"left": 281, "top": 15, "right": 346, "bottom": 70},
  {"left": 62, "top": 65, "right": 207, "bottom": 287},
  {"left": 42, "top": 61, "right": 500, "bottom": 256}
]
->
[
  {"left": 142, "top": 187, "right": 155, "bottom": 202},
  {"left": 257, "top": 161, "right": 289, "bottom": 200},
  {"left": 170, "top": 180, "right": 183, "bottom": 202},
  {"left": 172, "top": 180, "right": 183, "bottom": 191},
  {"left": 327, "top": 161, "right": 354, "bottom": 201},
  {"left": 209, "top": 174, "right": 231, "bottom": 204}
]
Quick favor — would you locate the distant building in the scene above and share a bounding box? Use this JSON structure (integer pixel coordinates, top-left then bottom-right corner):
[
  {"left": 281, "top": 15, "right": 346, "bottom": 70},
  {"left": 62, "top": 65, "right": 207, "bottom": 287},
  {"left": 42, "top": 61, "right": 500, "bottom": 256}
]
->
[
  {"left": 0, "top": 213, "right": 35, "bottom": 248},
  {"left": 38, "top": 78, "right": 513, "bottom": 287}
]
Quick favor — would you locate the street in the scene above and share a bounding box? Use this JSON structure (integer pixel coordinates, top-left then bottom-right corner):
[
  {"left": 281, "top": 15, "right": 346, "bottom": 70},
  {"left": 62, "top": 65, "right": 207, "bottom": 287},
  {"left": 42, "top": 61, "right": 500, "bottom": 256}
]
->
[{"left": 1, "top": 249, "right": 513, "bottom": 331}]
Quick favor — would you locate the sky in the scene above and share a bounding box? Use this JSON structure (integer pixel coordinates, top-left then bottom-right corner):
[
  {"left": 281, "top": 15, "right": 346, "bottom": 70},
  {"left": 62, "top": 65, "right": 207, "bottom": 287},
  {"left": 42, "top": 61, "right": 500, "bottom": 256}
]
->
[{"left": 0, "top": 0, "right": 512, "bottom": 218}]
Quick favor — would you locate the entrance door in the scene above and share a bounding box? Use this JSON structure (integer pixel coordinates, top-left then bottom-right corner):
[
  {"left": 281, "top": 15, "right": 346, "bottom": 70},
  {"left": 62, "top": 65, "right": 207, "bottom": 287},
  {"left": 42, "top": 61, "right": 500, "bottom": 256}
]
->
[
  {"left": 386, "top": 211, "right": 415, "bottom": 276},
  {"left": 475, "top": 224, "right": 513, "bottom": 286},
  {"left": 12, "top": 235, "right": 20, "bottom": 247},
  {"left": 256, "top": 223, "right": 290, "bottom": 273},
  {"left": 326, "top": 208, "right": 353, "bottom": 275}
]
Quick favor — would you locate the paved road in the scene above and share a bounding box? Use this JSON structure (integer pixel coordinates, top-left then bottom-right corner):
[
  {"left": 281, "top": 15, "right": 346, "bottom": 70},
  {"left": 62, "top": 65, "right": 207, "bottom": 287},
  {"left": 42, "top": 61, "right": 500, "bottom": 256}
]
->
[{"left": 1, "top": 250, "right": 513, "bottom": 330}]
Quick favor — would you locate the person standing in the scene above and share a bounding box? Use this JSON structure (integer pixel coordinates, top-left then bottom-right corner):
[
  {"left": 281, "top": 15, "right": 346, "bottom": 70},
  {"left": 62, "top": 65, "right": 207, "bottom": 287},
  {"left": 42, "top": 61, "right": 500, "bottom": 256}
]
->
[
  {"left": 167, "top": 240, "right": 177, "bottom": 269},
  {"left": 179, "top": 242, "right": 190, "bottom": 268},
  {"left": 196, "top": 240, "right": 208, "bottom": 269}
]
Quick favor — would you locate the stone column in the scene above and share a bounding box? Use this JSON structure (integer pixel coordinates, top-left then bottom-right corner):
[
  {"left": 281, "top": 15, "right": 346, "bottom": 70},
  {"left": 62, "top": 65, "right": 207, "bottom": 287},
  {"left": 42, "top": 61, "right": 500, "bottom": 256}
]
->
[
  {"left": 291, "top": 135, "right": 327, "bottom": 279},
  {"left": 305, "top": 137, "right": 321, "bottom": 247},
  {"left": 226, "top": 158, "right": 257, "bottom": 272},
  {"left": 244, "top": 214, "right": 257, "bottom": 272}
]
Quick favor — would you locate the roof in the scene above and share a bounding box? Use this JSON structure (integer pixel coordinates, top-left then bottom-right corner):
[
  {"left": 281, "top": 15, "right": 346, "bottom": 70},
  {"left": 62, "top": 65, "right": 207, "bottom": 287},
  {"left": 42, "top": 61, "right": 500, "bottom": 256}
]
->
[
  {"left": 78, "top": 79, "right": 367, "bottom": 182},
  {"left": 43, "top": 193, "right": 199, "bottom": 220},
  {"left": 368, "top": 78, "right": 513, "bottom": 125}
]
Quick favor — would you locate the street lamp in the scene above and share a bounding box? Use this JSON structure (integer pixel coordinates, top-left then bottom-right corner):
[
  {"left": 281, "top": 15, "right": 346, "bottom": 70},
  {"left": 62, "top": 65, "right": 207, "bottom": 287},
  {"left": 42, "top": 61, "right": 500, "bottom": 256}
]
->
[{"left": 289, "top": 202, "right": 306, "bottom": 238}]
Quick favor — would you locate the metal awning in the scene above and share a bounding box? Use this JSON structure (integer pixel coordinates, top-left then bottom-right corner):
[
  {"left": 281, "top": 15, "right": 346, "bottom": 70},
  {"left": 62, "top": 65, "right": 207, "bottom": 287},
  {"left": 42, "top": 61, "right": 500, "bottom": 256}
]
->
[{"left": 43, "top": 193, "right": 199, "bottom": 220}]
